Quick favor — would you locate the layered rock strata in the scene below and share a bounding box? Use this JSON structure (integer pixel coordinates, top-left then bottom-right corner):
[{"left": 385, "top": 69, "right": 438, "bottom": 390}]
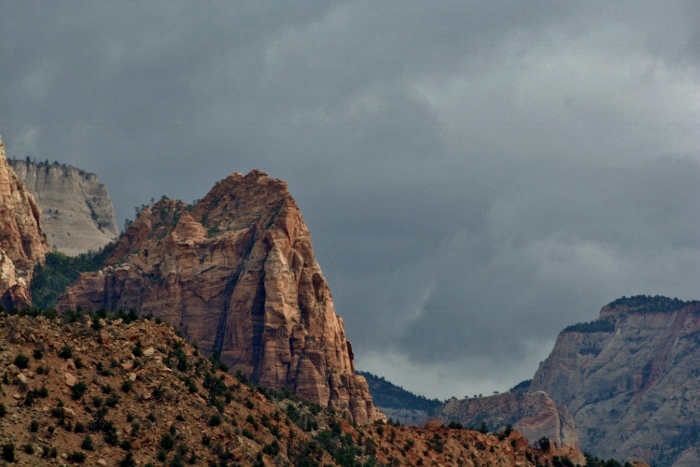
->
[
  {"left": 530, "top": 296, "right": 700, "bottom": 467},
  {"left": 58, "top": 170, "right": 379, "bottom": 424},
  {"left": 434, "top": 390, "right": 579, "bottom": 449},
  {"left": 0, "top": 134, "right": 49, "bottom": 309},
  {"left": 9, "top": 158, "right": 118, "bottom": 256}
]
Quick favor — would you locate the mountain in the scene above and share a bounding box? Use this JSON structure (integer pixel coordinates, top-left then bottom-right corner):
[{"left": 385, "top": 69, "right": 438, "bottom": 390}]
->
[
  {"left": 357, "top": 371, "right": 442, "bottom": 425},
  {"left": 0, "top": 135, "right": 49, "bottom": 310},
  {"left": 530, "top": 295, "right": 700, "bottom": 467},
  {"left": 0, "top": 310, "right": 594, "bottom": 466},
  {"left": 433, "top": 390, "right": 579, "bottom": 450},
  {"left": 56, "top": 170, "right": 378, "bottom": 424},
  {"left": 8, "top": 158, "right": 118, "bottom": 256}
]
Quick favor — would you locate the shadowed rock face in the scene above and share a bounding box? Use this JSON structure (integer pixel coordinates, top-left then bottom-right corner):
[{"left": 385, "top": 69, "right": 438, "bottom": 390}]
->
[
  {"left": 57, "top": 170, "right": 379, "bottom": 424},
  {"left": 9, "top": 159, "right": 118, "bottom": 256},
  {"left": 0, "top": 135, "right": 49, "bottom": 309},
  {"left": 530, "top": 296, "right": 700, "bottom": 467},
  {"left": 434, "top": 390, "right": 579, "bottom": 449}
]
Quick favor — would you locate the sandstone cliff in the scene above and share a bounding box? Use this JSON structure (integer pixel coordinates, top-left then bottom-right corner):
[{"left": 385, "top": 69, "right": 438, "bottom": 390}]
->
[
  {"left": 434, "top": 390, "right": 580, "bottom": 449},
  {"left": 57, "top": 170, "right": 379, "bottom": 424},
  {"left": 9, "top": 158, "right": 118, "bottom": 256},
  {"left": 0, "top": 135, "right": 49, "bottom": 309},
  {"left": 530, "top": 295, "right": 700, "bottom": 467}
]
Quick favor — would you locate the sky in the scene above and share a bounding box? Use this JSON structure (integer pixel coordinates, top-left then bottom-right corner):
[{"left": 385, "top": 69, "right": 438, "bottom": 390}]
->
[{"left": 2, "top": 1, "right": 700, "bottom": 400}]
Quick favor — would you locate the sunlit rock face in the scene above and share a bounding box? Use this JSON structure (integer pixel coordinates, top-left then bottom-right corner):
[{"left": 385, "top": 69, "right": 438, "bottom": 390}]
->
[
  {"left": 58, "top": 169, "right": 379, "bottom": 424},
  {"left": 9, "top": 158, "right": 118, "bottom": 256},
  {"left": 0, "top": 134, "right": 49, "bottom": 309}
]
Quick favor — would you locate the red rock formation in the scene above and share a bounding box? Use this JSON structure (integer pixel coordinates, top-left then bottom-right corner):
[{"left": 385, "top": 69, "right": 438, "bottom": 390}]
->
[
  {"left": 58, "top": 170, "right": 379, "bottom": 424},
  {"left": 0, "top": 134, "right": 49, "bottom": 309}
]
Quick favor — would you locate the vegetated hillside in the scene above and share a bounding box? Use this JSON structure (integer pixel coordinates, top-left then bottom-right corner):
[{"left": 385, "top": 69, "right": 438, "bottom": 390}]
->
[
  {"left": 357, "top": 371, "right": 442, "bottom": 425},
  {"left": 30, "top": 248, "right": 114, "bottom": 310},
  {"left": 0, "top": 310, "right": 593, "bottom": 467},
  {"left": 8, "top": 157, "right": 119, "bottom": 256},
  {"left": 530, "top": 295, "right": 700, "bottom": 467}
]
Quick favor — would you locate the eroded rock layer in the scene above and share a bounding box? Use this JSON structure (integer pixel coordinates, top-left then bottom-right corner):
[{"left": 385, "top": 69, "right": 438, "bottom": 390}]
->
[
  {"left": 434, "top": 390, "right": 579, "bottom": 449},
  {"left": 57, "top": 170, "right": 379, "bottom": 424},
  {"left": 0, "top": 134, "right": 49, "bottom": 309},
  {"left": 530, "top": 296, "right": 700, "bottom": 467},
  {"left": 9, "top": 158, "right": 118, "bottom": 256}
]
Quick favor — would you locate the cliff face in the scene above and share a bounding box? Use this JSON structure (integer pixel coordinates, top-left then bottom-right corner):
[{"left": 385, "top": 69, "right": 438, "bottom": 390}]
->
[
  {"left": 530, "top": 296, "right": 700, "bottom": 467},
  {"left": 57, "top": 170, "right": 379, "bottom": 424},
  {"left": 434, "top": 390, "right": 579, "bottom": 449},
  {"left": 9, "top": 159, "right": 118, "bottom": 256},
  {"left": 0, "top": 135, "right": 49, "bottom": 309}
]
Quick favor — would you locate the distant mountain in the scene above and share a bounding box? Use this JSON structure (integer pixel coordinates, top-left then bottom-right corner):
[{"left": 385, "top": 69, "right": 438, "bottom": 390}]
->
[
  {"left": 530, "top": 295, "right": 700, "bottom": 467},
  {"left": 8, "top": 157, "right": 118, "bottom": 256},
  {"left": 357, "top": 370, "right": 443, "bottom": 425}
]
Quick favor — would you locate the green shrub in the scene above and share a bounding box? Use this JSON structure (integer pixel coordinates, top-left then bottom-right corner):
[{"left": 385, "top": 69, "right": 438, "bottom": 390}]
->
[
  {"left": 14, "top": 353, "right": 29, "bottom": 369},
  {"left": 67, "top": 451, "right": 86, "bottom": 463},
  {"left": 71, "top": 382, "right": 88, "bottom": 400},
  {"left": 81, "top": 435, "right": 94, "bottom": 451},
  {"left": 58, "top": 345, "right": 73, "bottom": 359},
  {"left": 161, "top": 433, "right": 175, "bottom": 451},
  {"left": 2, "top": 443, "right": 15, "bottom": 462}
]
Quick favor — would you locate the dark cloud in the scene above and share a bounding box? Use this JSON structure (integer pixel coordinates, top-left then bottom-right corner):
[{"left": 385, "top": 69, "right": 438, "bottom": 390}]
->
[{"left": 2, "top": 1, "right": 700, "bottom": 399}]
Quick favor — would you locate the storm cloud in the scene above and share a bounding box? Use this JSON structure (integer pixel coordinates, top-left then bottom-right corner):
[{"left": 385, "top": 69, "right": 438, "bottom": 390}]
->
[{"left": 2, "top": 1, "right": 700, "bottom": 399}]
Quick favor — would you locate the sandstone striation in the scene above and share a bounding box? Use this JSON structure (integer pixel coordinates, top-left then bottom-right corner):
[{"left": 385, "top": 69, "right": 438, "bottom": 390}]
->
[
  {"left": 530, "top": 296, "right": 700, "bottom": 467},
  {"left": 9, "top": 158, "right": 118, "bottom": 256},
  {"left": 57, "top": 170, "right": 379, "bottom": 424},
  {"left": 0, "top": 134, "right": 49, "bottom": 309},
  {"left": 434, "top": 390, "right": 580, "bottom": 449}
]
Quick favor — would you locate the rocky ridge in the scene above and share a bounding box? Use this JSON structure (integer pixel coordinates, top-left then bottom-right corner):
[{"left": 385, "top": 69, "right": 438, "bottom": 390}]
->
[
  {"left": 433, "top": 390, "right": 579, "bottom": 450},
  {"left": 57, "top": 170, "right": 378, "bottom": 424},
  {"left": 0, "top": 312, "right": 594, "bottom": 466},
  {"left": 530, "top": 295, "right": 700, "bottom": 467},
  {"left": 9, "top": 158, "right": 118, "bottom": 256},
  {"left": 0, "top": 135, "right": 49, "bottom": 310}
]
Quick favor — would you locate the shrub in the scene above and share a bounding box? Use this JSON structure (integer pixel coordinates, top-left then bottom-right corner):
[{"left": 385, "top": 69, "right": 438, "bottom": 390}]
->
[
  {"left": 119, "top": 452, "right": 137, "bottom": 467},
  {"left": 81, "top": 435, "right": 95, "bottom": 451},
  {"left": 0, "top": 404, "right": 6, "bottom": 418},
  {"left": 67, "top": 451, "right": 86, "bottom": 463},
  {"left": 121, "top": 380, "right": 133, "bottom": 393},
  {"left": 2, "top": 443, "right": 15, "bottom": 462},
  {"left": 161, "top": 433, "right": 175, "bottom": 451},
  {"left": 209, "top": 414, "right": 222, "bottom": 427},
  {"left": 33, "top": 349, "right": 43, "bottom": 359},
  {"left": 58, "top": 345, "right": 73, "bottom": 359},
  {"left": 71, "top": 382, "right": 88, "bottom": 400},
  {"left": 22, "top": 443, "right": 35, "bottom": 454},
  {"left": 30, "top": 419, "right": 39, "bottom": 432},
  {"left": 14, "top": 353, "right": 29, "bottom": 369}
]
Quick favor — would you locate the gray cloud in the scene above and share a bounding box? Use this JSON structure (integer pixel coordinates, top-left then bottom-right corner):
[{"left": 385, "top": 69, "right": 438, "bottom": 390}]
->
[{"left": 2, "top": 1, "right": 700, "bottom": 399}]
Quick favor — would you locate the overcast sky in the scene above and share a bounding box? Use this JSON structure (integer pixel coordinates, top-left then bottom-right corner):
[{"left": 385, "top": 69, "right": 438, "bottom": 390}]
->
[{"left": 2, "top": 1, "right": 700, "bottom": 400}]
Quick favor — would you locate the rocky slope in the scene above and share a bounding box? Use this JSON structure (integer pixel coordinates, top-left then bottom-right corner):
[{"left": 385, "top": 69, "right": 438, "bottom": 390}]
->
[
  {"left": 0, "top": 311, "right": 595, "bottom": 467},
  {"left": 0, "top": 135, "right": 49, "bottom": 310},
  {"left": 433, "top": 390, "right": 579, "bottom": 450},
  {"left": 57, "top": 170, "right": 378, "bottom": 424},
  {"left": 530, "top": 295, "right": 700, "bottom": 467},
  {"left": 9, "top": 158, "right": 118, "bottom": 256}
]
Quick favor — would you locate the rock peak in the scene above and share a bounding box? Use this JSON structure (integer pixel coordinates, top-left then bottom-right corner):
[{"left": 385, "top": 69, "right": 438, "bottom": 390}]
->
[{"left": 59, "top": 171, "right": 379, "bottom": 424}]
